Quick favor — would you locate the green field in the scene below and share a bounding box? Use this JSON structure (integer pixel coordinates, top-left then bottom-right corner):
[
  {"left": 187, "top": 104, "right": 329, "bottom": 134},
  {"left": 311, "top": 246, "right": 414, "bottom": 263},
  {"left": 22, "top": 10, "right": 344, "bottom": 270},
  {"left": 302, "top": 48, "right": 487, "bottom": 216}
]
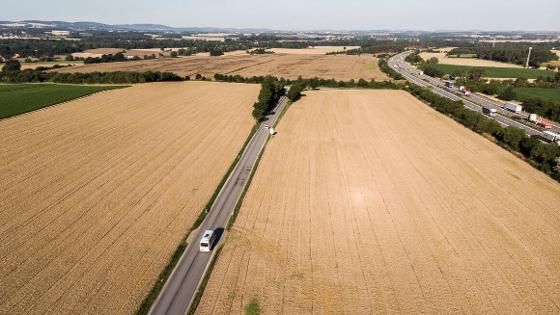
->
[
  {"left": 431, "top": 64, "right": 555, "bottom": 79},
  {"left": 0, "top": 84, "right": 125, "bottom": 120},
  {"left": 514, "top": 87, "right": 560, "bottom": 103}
]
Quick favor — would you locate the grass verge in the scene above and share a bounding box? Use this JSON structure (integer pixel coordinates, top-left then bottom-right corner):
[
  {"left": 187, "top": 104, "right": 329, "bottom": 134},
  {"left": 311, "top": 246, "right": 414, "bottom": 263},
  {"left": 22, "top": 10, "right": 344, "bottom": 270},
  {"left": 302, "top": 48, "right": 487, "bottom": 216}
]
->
[
  {"left": 135, "top": 123, "right": 260, "bottom": 315},
  {"left": 245, "top": 298, "right": 261, "bottom": 315},
  {"left": 514, "top": 87, "right": 560, "bottom": 103}
]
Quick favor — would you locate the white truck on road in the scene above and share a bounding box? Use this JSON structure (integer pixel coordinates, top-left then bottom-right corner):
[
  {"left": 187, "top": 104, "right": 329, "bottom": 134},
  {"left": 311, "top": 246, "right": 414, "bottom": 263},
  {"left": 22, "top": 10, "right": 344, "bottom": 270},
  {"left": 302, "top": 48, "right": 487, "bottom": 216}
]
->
[
  {"left": 504, "top": 102, "right": 522, "bottom": 113},
  {"left": 541, "top": 131, "right": 560, "bottom": 145},
  {"left": 199, "top": 230, "right": 216, "bottom": 252}
]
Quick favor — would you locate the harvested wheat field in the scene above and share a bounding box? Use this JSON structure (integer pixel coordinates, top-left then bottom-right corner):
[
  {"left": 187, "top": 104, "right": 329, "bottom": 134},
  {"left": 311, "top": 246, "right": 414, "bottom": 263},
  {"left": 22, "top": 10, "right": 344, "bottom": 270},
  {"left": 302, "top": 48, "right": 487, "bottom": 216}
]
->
[
  {"left": 56, "top": 53, "right": 386, "bottom": 81},
  {"left": 267, "top": 46, "right": 360, "bottom": 55},
  {"left": 196, "top": 89, "right": 560, "bottom": 314},
  {"left": 0, "top": 81, "right": 259, "bottom": 314},
  {"left": 419, "top": 51, "right": 522, "bottom": 68}
]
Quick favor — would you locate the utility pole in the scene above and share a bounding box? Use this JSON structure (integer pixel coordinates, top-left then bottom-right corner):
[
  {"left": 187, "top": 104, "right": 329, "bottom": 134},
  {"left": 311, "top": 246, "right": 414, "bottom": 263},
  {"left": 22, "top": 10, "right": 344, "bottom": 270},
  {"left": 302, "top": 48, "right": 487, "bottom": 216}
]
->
[{"left": 525, "top": 46, "right": 533, "bottom": 68}]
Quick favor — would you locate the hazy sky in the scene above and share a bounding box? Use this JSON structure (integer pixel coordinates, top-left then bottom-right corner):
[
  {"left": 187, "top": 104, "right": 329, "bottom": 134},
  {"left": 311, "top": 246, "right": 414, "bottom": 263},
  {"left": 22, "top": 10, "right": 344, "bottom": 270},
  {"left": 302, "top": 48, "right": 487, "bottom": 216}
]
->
[{"left": 2, "top": 0, "right": 559, "bottom": 31}]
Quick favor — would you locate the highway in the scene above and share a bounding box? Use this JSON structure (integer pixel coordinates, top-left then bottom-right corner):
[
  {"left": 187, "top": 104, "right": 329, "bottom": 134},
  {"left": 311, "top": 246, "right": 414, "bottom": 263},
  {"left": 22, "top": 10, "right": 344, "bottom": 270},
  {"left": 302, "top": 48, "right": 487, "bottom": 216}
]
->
[
  {"left": 388, "top": 51, "right": 560, "bottom": 137},
  {"left": 149, "top": 96, "right": 289, "bottom": 315}
]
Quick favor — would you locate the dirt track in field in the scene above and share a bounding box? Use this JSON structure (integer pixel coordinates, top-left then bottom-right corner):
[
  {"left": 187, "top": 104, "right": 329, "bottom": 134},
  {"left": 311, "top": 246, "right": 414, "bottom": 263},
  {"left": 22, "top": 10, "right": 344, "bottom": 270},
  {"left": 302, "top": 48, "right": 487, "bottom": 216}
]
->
[
  {"left": 55, "top": 53, "right": 387, "bottom": 81},
  {"left": 196, "top": 89, "right": 560, "bottom": 314},
  {"left": 0, "top": 81, "right": 259, "bottom": 315}
]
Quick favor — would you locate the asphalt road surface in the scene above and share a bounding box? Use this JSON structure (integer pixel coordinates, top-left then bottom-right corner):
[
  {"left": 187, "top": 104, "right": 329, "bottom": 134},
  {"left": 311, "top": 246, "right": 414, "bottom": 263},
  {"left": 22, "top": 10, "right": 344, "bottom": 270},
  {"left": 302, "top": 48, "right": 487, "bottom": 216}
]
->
[
  {"left": 389, "top": 51, "right": 560, "bottom": 136},
  {"left": 149, "top": 96, "right": 289, "bottom": 315}
]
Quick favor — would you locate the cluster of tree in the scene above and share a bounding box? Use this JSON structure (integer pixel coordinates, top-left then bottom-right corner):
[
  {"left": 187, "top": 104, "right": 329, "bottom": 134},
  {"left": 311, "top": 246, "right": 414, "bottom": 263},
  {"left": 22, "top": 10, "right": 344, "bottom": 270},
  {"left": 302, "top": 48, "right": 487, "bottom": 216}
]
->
[
  {"left": 84, "top": 53, "right": 128, "bottom": 64},
  {"left": 405, "top": 52, "right": 424, "bottom": 64},
  {"left": 448, "top": 46, "right": 558, "bottom": 68},
  {"left": 208, "top": 47, "right": 224, "bottom": 57},
  {"left": 497, "top": 85, "right": 517, "bottom": 101},
  {"left": 252, "top": 76, "right": 285, "bottom": 121},
  {"left": 1, "top": 60, "right": 21, "bottom": 73},
  {"left": 408, "top": 84, "right": 560, "bottom": 180},
  {"left": 378, "top": 58, "right": 403, "bottom": 80},
  {"left": 419, "top": 64, "right": 444, "bottom": 78},
  {"left": 248, "top": 48, "right": 274, "bottom": 55},
  {"left": 286, "top": 79, "right": 307, "bottom": 102},
  {"left": 1, "top": 67, "right": 184, "bottom": 84}
]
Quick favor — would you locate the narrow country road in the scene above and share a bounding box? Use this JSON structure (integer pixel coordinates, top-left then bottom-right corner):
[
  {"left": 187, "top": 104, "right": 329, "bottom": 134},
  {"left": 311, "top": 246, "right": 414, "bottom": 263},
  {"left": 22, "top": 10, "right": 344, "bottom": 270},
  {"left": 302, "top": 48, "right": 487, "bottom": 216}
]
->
[{"left": 149, "top": 96, "right": 289, "bottom": 315}]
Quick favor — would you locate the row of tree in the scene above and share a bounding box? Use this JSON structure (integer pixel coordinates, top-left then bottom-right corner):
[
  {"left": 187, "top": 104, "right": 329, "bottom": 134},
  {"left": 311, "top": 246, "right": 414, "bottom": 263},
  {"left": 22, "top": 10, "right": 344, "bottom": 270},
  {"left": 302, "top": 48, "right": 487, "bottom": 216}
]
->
[
  {"left": 377, "top": 58, "right": 403, "bottom": 80},
  {"left": 84, "top": 53, "right": 128, "bottom": 64},
  {"left": 214, "top": 73, "right": 402, "bottom": 90},
  {"left": 1, "top": 67, "right": 184, "bottom": 84},
  {"left": 407, "top": 84, "right": 560, "bottom": 180},
  {"left": 252, "top": 77, "right": 285, "bottom": 121}
]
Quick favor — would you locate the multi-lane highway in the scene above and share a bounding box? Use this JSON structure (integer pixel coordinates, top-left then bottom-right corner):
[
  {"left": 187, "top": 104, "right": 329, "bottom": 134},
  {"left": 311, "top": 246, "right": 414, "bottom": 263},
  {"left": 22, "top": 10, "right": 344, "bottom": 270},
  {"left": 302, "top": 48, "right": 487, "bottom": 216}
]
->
[
  {"left": 389, "top": 51, "right": 560, "bottom": 136},
  {"left": 149, "top": 96, "right": 289, "bottom": 315}
]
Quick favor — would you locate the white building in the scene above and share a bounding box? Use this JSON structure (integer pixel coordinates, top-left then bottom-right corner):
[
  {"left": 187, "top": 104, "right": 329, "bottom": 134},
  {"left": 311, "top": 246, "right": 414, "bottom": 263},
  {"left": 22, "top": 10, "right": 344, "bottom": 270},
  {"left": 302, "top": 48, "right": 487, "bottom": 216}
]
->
[{"left": 50, "top": 30, "right": 70, "bottom": 36}]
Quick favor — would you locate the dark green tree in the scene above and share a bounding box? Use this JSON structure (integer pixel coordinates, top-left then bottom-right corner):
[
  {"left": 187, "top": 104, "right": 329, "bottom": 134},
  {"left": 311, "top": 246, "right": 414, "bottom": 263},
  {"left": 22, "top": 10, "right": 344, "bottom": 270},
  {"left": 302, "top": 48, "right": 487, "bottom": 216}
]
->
[{"left": 2, "top": 60, "right": 21, "bottom": 73}]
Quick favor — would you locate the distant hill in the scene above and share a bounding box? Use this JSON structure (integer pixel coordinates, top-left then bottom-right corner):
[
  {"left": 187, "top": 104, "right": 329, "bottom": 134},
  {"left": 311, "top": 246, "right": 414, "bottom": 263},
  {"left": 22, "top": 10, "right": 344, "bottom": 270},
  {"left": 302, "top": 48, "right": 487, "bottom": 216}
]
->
[{"left": 0, "top": 20, "right": 271, "bottom": 33}]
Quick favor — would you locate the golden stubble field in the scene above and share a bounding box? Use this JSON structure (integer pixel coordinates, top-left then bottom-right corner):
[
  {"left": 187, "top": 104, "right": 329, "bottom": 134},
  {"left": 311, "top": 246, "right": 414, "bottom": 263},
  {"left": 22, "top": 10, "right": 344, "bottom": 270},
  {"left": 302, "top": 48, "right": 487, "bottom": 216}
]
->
[
  {"left": 55, "top": 53, "right": 387, "bottom": 81},
  {"left": 266, "top": 46, "right": 360, "bottom": 55},
  {"left": 196, "top": 89, "right": 560, "bottom": 314},
  {"left": 0, "top": 81, "right": 259, "bottom": 314},
  {"left": 419, "top": 51, "right": 523, "bottom": 68}
]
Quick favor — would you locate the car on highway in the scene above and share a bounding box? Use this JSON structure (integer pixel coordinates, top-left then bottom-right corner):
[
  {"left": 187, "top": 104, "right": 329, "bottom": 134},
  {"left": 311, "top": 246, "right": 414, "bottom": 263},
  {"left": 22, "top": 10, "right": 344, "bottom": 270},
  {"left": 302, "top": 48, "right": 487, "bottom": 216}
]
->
[
  {"left": 264, "top": 125, "right": 270, "bottom": 129},
  {"left": 199, "top": 230, "right": 216, "bottom": 252}
]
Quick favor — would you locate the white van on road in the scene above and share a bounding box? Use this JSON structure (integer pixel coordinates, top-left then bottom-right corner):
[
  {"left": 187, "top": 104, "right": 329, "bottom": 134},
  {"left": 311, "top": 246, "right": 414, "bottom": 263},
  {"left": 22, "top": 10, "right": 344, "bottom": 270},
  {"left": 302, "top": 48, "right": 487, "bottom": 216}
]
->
[{"left": 199, "top": 230, "right": 216, "bottom": 252}]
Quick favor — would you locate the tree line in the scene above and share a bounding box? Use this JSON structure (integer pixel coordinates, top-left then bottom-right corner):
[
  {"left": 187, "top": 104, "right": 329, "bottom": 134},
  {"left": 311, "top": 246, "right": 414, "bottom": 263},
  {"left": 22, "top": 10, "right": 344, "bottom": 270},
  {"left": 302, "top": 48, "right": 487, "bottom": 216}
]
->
[
  {"left": 408, "top": 84, "right": 560, "bottom": 180},
  {"left": 377, "top": 57, "right": 403, "bottom": 80},
  {"left": 214, "top": 73, "right": 402, "bottom": 90},
  {"left": 252, "top": 77, "right": 285, "bottom": 121},
  {"left": 1, "top": 62, "right": 184, "bottom": 84},
  {"left": 84, "top": 53, "right": 130, "bottom": 64}
]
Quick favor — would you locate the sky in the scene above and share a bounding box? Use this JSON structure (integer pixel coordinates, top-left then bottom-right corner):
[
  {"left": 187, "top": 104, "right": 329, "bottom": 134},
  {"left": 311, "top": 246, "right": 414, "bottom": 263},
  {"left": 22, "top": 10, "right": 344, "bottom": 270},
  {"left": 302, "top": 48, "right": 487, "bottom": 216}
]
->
[{"left": 1, "top": 0, "right": 559, "bottom": 31}]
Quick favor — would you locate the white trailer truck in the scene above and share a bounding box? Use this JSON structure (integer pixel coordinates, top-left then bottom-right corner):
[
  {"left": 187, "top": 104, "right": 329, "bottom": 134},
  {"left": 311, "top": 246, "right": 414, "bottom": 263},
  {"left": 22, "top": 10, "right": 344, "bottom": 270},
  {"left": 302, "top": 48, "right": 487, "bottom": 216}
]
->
[
  {"left": 504, "top": 102, "right": 522, "bottom": 113},
  {"left": 541, "top": 131, "right": 560, "bottom": 144}
]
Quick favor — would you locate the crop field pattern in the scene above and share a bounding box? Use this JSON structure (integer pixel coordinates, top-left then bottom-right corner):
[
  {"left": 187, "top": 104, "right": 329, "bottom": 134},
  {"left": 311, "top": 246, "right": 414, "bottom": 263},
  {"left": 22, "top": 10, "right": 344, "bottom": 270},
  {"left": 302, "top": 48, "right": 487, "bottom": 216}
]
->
[
  {"left": 0, "top": 82, "right": 259, "bottom": 314},
  {"left": 196, "top": 90, "right": 560, "bottom": 314},
  {"left": 54, "top": 53, "right": 387, "bottom": 81}
]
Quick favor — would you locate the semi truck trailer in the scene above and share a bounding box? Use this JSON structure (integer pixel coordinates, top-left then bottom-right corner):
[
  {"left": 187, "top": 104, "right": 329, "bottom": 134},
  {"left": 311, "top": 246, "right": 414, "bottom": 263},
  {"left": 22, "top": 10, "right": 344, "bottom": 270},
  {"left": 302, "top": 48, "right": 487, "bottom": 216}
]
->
[
  {"left": 504, "top": 102, "right": 522, "bottom": 113},
  {"left": 541, "top": 131, "right": 560, "bottom": 144},
  {"left": 528, "top": 113, "right": 552, "bottom": 129}
]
